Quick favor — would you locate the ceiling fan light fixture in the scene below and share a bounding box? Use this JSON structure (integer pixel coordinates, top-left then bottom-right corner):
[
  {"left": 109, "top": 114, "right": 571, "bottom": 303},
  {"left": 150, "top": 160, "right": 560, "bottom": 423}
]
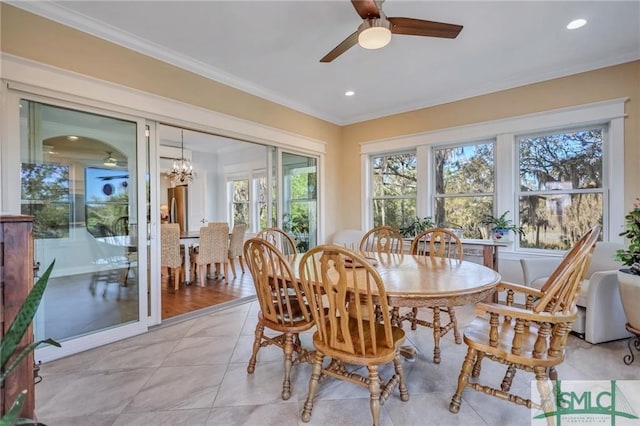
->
[
  {"left": 358, "top": 18, "right": 392, "bottom": 50},
  {"left": 103, "top": 151, "right": 117, "bottom": 167}
]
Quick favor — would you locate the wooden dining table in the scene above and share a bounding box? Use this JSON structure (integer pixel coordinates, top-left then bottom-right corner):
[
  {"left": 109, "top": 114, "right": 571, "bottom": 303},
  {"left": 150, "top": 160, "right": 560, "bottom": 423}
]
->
[
  {"left": 290, "top": 251, "right": 500, "bottom": 309},
  {"left": 288, "top": 250, "right": 501, "bottom": 361}
]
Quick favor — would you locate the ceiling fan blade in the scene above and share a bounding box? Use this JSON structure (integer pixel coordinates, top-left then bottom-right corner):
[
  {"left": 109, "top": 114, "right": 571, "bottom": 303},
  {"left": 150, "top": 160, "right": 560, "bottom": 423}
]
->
[
  {"left": 388, "top": 17, "right": 463, "bottom": 38},
  {"left": 351, "top": 0, "right": 381, "bottom": 19},
  {"left": 320, "top": 31, "right": 359, "bottom": 63}
]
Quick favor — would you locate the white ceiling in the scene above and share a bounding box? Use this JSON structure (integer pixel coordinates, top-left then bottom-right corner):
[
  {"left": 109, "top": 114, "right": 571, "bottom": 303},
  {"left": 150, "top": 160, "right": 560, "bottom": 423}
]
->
[{"left": 11, "top": 1, "right": 640, "bottom": 126}]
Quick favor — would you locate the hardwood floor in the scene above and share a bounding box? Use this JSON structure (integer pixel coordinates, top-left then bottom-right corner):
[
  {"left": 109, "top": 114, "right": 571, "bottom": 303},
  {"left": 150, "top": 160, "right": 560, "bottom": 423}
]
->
[
  {"left": 43, "top": 260, "right": 256, "bottom": 341},
  {"left": 161, "top": 261, "right": 256, "bottom": 320}
]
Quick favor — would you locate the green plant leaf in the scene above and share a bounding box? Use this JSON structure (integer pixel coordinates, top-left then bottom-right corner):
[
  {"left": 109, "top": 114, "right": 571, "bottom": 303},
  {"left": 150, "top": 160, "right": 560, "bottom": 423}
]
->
[
  {"left": 0, "top": 261, "right": 55, "bottom": 371},
  {"left": 0, "top": 390, "right": 25, "bottom": 426},
  {"left": 0, "top": 338, "right": 60, "bottom": 384}
]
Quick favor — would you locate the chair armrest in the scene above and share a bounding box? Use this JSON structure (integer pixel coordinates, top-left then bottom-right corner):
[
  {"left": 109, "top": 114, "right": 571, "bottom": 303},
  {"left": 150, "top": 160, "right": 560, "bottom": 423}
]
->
[
  {"left": 496, "top": 281, "right": 545, "bottom": 298},
  {"left": 520, "top": 257, "right": 562, "bottom": 286},
  {"left": 475, "top": 302, "right": 578, "bottom": 324}
]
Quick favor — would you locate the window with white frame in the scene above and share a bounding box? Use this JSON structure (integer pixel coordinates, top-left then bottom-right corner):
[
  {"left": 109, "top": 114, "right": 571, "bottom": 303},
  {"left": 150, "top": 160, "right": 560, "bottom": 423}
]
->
[
  {"left": 362, "top": 99, "right": 624, "bottom": 252},
  {"left": 229, "top": 178, "right": 249, "bottom": 226},
  {"left": 433, "top": 142, "right": 495, "bottom": 239},
  {"left": 254, "top": 174, "right": 268, "bottom": 230},
  {"left": 517, "top": 126, "right": 605, "bottom": 250},
  {"left": 370, "top": 152, "right": 417, "bottom": 230}
]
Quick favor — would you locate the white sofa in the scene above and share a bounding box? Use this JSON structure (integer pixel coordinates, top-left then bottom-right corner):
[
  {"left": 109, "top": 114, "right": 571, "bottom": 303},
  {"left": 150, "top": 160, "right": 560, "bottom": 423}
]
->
[{"left": 520, "top": 242, "right": 632, "bottom": 344}]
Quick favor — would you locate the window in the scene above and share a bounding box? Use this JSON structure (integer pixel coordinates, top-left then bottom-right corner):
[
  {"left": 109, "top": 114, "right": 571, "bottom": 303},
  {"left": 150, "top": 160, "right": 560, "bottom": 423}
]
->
[
  {"left": 517, "top": 127, "right": 604, "bottom": 250},
  {"left": 371, "top": 152, "right": 417, "bottom": 229},
  {"left": 362, "top": 99, "right": 623, "bottom": 252},
  {"left": 255, "top": 175, "right": 268, "bottom": 230},
  {"left": 433, "top": 142, "right": 494, "bottom": 238},
  {"left": 230, "top": 178, "right": 249, "bottom": 226}
]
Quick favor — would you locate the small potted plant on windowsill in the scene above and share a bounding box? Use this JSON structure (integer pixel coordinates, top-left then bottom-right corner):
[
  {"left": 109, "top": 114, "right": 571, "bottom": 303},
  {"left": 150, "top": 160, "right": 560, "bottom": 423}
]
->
[
  {"left": 615, "top": 198, "right": 640, "bottom": 336},
  {"left": 482, "top": 211, "right": 524, "bottom": 242},
  {"left": 399, "top": 216, "right": 435, "bottom": 239}
]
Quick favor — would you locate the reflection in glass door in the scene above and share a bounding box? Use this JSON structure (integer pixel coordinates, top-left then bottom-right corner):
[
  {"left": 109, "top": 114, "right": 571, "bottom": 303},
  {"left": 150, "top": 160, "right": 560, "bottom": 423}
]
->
[
  {"left": 18, "top": 99, "right": 146, "bottom": 360},
  {"left": 281, "top": 152, "right": 317, "bottom": 252}
]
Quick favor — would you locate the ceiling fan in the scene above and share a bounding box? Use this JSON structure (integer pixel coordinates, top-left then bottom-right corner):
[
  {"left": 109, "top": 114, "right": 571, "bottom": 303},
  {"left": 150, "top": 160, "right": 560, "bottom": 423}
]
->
[{"left": 320, "top": 0, "right": 463, "bottom": 63}]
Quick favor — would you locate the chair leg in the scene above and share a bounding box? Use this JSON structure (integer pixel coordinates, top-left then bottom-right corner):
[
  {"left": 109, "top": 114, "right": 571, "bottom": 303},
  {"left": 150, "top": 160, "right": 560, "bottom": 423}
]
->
[
  {"left": 161, "top": 266, "right": 168, "bottom": 284},
  {"left": 229, "top": 258, "right": 237, "bottom": 278},
  {"left": 238, "top": 255, "right": 245, "bottom": 273},
  {"left": 301, "top": 351, "right": 324, "bottom": 423},
  {"left": 449, "top": 347, "right": 477, "bottom": 414},
  {"left": 393, "top": 352, "right": 409, "bottom": 402},
  {"left": 247, "top": 321, "right": 265, "bottom": 374},
  {"left": 172, "top": 267, "right": 180, "bottom": 291},
  {"left": 199, "top": 265, "right": 206, "bottom": 287},
  {"left": 447, "top": 307, "right": 462, "bottom": 344},
  {"left": 534, "top": 366, "right": 555, "bottom": 423},
  {"left": 282, "top": 332, "right": 294, "bottom": 400},
  {"left": 367, "top": 365, "right": 382, "bottom": 426}
]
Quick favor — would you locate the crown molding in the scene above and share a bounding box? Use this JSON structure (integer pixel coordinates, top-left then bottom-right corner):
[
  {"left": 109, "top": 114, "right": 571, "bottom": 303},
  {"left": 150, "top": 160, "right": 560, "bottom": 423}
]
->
[{"left": 6, "top": 1, "right": 341, "bottom": 125}]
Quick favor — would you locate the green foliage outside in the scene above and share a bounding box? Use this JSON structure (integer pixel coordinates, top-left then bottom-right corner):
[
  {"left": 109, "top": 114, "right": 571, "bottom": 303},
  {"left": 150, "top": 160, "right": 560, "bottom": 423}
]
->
[
  {"left": 282, "top": 166, "right": 316, "bottom": 252},
  {"left": 20, "top": 164, "right": 70, "bottom": 239},
  {"left": 373, "top": 128, "right": 604, "bottom": 249}
]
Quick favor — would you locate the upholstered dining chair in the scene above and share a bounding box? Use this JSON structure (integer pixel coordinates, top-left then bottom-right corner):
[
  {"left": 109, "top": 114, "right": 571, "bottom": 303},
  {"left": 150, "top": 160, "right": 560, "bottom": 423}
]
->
[
  {"left": 161, "top": 223, "right": 183, "bottom": 291},
  {"left": 243, "top": 237, "right": 314, "bottom": 400},
  {"left": 256, "top": 227, "right": 297, "bottom": 256},
  {"left": 227, "top": 223, "right": 247, "bottom": 278},
  {"left": 299, "top": 245, "right": 409, "bottom": 426},
  {"left": 400, "top": 228, "right": 464, "bottom": 363},
  {"left": 449, "top": 225, "right": 600, "bottom": 416},
  {"left": 192, "top": 222, "right": 229, "bottom": 286},
  {"left": 359, "top": 225, "right": 404, "bottom": 254}
]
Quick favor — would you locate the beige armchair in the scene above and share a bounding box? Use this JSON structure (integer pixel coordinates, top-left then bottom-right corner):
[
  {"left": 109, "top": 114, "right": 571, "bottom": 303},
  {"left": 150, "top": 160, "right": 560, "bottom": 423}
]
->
[{"left": 520, "top": 241, "right": 632, "bottom": 343}]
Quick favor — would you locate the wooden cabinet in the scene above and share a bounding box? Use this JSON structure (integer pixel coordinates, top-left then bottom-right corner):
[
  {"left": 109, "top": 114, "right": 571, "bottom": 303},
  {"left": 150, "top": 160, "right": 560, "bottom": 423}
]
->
[{"left": 0, "top": 215, "right": 35, "bottom": 418}]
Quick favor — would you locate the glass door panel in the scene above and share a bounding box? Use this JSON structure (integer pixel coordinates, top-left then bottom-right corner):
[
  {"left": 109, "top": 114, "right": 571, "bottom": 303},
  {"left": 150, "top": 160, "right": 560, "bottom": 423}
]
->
[
  {"left": 19, "top": 99, "right": 145, "bottom": 354},
  {"left": 281, "top": 152, "right": 317, "bottom": 252}
]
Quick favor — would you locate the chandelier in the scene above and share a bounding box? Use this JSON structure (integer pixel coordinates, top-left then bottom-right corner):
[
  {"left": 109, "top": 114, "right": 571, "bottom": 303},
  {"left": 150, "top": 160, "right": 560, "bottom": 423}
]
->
[{"left": 167, "top": 130, "right": 194, "bottom": 185}]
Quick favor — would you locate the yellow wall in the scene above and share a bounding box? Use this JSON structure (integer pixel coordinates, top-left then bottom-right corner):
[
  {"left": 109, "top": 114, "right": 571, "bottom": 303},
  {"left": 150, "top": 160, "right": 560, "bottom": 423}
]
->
[{"left": 2, "top": 4, "right": 638, "bottom": 236}]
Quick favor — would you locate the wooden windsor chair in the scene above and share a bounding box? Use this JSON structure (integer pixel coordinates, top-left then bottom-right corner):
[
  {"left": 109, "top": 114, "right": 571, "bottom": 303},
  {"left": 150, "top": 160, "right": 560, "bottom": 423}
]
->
[
  {"left": 299, "top": 245, "right": 409, "bottom": 426},
  {"left": 449, "top": 225, "right": 601, "bottom": 419},
  {"left": 243, "top": 237, "right": 314, "bottom": 400}
]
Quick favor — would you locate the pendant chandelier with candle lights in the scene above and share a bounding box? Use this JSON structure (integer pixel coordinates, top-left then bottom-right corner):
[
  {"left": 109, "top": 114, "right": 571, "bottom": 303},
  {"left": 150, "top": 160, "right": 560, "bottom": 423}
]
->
[{"left": 167, "top": 129, "right": 194, "bottom": 185}]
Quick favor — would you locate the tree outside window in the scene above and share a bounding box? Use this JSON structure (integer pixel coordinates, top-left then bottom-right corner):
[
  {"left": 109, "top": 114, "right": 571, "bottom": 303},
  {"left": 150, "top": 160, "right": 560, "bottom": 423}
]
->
[
  {"left": 232, "top": 179, "right": 249, "bottom": 226},
  {"left": 518, "top": 127, "right": 604, "bottom": 250},
  {"left": 434, "top": 143, "right": 494, "bottom": 238},
  {"left": 371, "top": 152, "right": 417, "bottom": 230},
  {"left": 21, "top": 163, "right": 70, "bottom": 239}
]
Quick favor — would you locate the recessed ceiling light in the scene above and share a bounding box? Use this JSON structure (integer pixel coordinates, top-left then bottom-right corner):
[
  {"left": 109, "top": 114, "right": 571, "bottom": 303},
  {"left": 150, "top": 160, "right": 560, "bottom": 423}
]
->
[
  {"left": 567, "top": 19, "right": 587, "bottom": 30},
  {"left": 345, "top": 90, "right": 355, "bottom": 97},
  {"left": 67, "top": 135, "right": 79, "bottom": 141}
]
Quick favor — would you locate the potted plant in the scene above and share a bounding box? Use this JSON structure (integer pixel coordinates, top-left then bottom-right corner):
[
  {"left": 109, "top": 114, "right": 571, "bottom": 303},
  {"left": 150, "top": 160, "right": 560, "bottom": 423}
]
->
[
  {"left": 399, "top": 216, "right": 435, "bottom": 239},
  {"left": 1, "top": 261, "right": 60, "bottom": 425},
  {"left": 482, "top": 211, "right": 524, "bottom": 242},
  {"left": 615, "top": 198, "right": 640, "bottom": 335}
]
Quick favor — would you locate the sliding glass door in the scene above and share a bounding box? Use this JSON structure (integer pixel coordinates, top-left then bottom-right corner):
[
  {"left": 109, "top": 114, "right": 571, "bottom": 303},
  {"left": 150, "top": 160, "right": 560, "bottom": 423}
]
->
[{"left": 16, "top": 97, "right": 148, "bottom": 361}]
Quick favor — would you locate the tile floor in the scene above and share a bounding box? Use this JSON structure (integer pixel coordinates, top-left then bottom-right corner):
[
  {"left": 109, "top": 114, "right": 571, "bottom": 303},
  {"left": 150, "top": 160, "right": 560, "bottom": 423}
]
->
[{"left": 35, "top": 301, "right": 638, "bottom": 426}]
